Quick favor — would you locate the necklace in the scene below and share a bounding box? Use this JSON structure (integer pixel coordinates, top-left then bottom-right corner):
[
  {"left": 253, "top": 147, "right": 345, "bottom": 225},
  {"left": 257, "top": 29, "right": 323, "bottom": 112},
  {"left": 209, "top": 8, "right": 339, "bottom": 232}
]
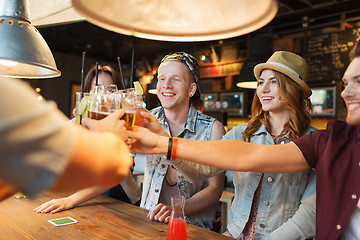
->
[{"left": 165, "top": 176, "right": 177, "bottom": 187}]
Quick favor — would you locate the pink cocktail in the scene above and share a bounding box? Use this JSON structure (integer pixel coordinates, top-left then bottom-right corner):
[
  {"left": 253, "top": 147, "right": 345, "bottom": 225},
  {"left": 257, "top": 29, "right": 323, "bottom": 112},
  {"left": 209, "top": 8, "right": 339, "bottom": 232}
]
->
[{"left": 166, "top": 218, "right": 187, "bottom": 240}]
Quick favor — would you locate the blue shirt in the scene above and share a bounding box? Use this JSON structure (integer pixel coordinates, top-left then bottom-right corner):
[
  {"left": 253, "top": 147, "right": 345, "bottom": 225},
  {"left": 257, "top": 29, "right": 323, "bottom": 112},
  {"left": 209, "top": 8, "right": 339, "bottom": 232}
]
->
[
  {"left": 140, "top": 105, "right": 219, "bottom": 229},
  {"left": 223, "top": 123, "right": 317, "bottom": 239}
]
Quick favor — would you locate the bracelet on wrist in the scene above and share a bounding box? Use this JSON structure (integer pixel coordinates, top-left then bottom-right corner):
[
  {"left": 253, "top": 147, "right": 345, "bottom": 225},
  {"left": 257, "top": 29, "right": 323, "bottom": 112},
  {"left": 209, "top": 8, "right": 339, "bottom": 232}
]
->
[
  {"left": 166, "top": 137, "right": 173, "bottom": 160},
  {"left": 171, "top": 137, "right": 178, "bottom": 160}
]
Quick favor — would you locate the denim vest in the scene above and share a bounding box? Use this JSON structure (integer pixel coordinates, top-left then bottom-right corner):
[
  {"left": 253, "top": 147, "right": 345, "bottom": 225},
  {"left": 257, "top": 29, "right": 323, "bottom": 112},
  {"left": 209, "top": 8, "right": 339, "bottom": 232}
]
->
[
  {"left": 140, "top": 105, "right": 218, "bottom": 229},
  {"left": 223, "top": 123, "right": 317, "bottom": 239}
]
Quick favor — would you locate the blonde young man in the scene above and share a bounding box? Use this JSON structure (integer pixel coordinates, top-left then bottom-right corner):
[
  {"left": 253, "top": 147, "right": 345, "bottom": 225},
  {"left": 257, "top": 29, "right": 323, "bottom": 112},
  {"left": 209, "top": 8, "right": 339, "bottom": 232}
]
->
[{"left": 141, "top": 52, "right": 225, "bottom": 230}]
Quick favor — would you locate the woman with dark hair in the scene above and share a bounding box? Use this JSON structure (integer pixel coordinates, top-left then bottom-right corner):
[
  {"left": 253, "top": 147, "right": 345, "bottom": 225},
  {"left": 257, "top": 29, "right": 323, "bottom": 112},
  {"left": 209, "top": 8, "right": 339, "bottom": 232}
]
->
[
  {"left": 34, "top": 64, "right": 140, "bottom": 214},
  {"left": 72, "top": 64, "right": 124, "bottom": 119},
  {"left": 83, "top": 64, "right": 124, "bottom": 93}
]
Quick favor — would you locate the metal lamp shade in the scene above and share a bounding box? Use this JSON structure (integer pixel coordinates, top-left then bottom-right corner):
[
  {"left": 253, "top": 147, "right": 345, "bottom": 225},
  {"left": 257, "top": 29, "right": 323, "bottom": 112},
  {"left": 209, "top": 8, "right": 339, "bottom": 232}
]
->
[
  {"left": 0, "top": 0, "right": 60, "bottom": 78},
  {"left": 72, "top": 0, "right": 278, "bottom": 42},
  {"left": 148, "top": 72, "right": 157, "bottom": 94},
  {"left": 237, "top": 36, "right": 273, "bottom": 89}
]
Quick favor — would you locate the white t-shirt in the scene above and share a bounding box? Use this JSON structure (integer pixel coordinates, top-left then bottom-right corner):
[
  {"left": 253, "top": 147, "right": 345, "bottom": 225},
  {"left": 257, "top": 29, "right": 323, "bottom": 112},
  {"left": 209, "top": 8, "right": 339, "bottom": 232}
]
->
[{"left": 340, "top": 199, "right": 360, "bottom": 239}]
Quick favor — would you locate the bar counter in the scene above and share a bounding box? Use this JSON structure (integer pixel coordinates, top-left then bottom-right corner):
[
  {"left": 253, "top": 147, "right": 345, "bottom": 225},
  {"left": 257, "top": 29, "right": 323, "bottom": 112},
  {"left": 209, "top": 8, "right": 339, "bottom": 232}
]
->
[{"left": 0, "top": 191, "right": 232, "bottom": 239}]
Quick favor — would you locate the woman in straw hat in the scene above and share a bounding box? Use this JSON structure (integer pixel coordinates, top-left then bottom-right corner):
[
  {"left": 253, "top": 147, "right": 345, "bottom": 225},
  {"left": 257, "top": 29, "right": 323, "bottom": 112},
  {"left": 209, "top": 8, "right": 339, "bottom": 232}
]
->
[{"left": 220, "top": 51, "right": 316, "bottom": 239}]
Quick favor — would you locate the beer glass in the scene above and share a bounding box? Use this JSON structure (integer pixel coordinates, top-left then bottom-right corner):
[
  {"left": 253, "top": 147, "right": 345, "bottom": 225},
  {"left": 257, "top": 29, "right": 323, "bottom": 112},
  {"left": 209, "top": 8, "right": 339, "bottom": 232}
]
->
[
  {"left": 119, "top": 88, "right": 144, "bottom": 160},
  {"left": 88, "top": 89, "right": 112, "bottom": 120},
  {"left": 119, "top": 88, "right": 138, "bottom": 128},
  {"left": 90, "top": 84, "right": 118, "bottom": 94}
]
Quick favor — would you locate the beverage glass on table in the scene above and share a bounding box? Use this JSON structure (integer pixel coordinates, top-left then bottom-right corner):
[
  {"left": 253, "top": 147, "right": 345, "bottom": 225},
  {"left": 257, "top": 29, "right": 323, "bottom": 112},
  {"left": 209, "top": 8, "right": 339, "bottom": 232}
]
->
[
  {"left": 167, "top": 196, "right": 187, "bottom": 240},
  {"left": 14, "top": 192, "right": 28, "bottom": 199}
]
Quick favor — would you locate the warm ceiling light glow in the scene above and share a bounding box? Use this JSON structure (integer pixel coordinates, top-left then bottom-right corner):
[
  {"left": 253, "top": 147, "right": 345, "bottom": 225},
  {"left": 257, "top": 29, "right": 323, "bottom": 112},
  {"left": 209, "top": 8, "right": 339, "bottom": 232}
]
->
[
  {"left": 0, "top": 60, "right": 18, "bottom": 67},
  {"left": 72, "top": 0, "right": 278, "bottom": 42},
  {"left": 35, "top": 87, "right": 41, "bottom": 92},
  {"left": 236, "top": 81, "right": 258, "bottom": 89},
  {"left": 36, "top": 95, "right": 43, "bottom": 101},
  {"left": 148, "top": 89, "right": 157, "bottom": 94}
]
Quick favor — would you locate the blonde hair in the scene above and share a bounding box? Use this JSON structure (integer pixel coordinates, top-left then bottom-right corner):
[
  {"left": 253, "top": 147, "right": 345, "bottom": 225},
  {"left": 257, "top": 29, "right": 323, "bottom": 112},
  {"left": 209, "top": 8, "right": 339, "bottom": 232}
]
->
[{"left": 243, "top": 70, "right": 312, "bottom": 142}]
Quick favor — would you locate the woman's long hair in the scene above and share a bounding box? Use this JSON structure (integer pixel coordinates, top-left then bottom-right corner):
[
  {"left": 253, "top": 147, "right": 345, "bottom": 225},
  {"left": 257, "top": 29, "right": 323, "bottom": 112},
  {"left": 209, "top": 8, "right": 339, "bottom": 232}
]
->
[
  {"left": 84, "top": 64, "right": 124, "bottom": 93},
  {"left": 243, "top": 70, "right": 312, "bottom": 142}
]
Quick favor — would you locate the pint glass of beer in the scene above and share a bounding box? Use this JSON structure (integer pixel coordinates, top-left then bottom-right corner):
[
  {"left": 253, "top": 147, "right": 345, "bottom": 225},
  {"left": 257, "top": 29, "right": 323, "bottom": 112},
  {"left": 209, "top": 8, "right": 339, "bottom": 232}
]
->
[
  {"left": 119, "top": 88, "right": 137, "bottom": 128},
  {"left": 88, "top": 88, "right": 112, "bottom": 120}
]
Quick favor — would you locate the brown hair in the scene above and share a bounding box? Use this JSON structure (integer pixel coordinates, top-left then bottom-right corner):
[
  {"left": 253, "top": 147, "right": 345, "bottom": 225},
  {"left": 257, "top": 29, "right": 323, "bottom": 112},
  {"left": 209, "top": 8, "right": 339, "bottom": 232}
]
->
[
  {"left": 83, "top": 64, "right": 124, "bottom": 93},
  {"left": 350, "top": 39, "right": 360, "bottom": 61},
  {"left": 243, "top": 70, "right": 312, "bottom": 142}
]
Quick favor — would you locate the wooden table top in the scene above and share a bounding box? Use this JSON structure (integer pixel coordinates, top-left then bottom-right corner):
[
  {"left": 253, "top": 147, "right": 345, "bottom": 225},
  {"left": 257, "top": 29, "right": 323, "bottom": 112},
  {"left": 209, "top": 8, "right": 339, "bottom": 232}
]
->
[{"left": 0, "top": 191, "right": 231, "bottom": 239}]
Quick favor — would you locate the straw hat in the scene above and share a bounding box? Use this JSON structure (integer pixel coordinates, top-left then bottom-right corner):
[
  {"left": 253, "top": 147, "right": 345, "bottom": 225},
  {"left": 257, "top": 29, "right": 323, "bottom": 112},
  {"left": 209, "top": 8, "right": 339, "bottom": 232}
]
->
[{"left": 254, "top": 51, "right": 311, "bottom": 97}]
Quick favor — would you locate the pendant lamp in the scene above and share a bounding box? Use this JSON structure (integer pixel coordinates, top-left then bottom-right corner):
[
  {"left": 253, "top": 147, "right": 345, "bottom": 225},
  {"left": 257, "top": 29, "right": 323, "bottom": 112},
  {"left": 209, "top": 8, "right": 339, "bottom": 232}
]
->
[
  {"left": 237, "top": 36, "right": 273, "bottom": 89},
  {"left": 72, "top": 0, "right": 278, "bottom": 42},
  {"left": 148, "top": 72, "right": 158, "bottom": 94},
  {"left": 0, "top": 0, "right": 61, "bottom": 78}
]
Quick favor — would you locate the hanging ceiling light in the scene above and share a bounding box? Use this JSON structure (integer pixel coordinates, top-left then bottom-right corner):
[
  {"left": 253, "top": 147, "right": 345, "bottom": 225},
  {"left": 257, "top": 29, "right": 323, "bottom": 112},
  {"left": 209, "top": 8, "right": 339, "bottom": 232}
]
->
[
  {"left": 72, "top": 0, "right": 278, "bottom": 42},
  {"left": 237, "top": 35, "right": 273, "bottom": 89},
  {"left": 148, "top": 73, "right": 158, "bottom": 94},
  {"left": 0, "top": 0, "right": 61, "bottom": 78}
]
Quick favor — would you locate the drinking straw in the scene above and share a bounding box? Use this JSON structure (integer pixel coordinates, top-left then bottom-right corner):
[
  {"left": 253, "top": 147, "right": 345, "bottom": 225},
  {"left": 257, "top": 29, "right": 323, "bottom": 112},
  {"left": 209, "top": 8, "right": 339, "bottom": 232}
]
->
[
  {"left": 79, "top": 51, "right": 86, "bottom": 124},
  {"left": 80, "top": 51, "right": 86, "bottom": 93},
  {"left": 117, "top": 56, "right": 126, "bottom": 89},
  {"left": 95, "top": 62, "right": 99, "bottom": 86},
  {"left": 130, "top": 37, "right": 136, "bottom": 87}
]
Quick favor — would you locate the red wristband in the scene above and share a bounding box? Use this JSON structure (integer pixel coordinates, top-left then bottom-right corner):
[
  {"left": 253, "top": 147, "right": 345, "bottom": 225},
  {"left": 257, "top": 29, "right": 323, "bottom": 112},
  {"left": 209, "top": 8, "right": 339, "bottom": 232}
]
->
[{"left": 171, "top": 137, "right": 178, "bottom": 160}]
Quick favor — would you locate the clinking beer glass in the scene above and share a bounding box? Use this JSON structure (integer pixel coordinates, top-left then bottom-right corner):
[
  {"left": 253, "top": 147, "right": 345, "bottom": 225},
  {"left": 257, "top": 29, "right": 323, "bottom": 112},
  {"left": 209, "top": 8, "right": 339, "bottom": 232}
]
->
[
  {"left": 88, "top": 86, "right": 119, "bottom": 120},
  {"left": 119, "top": 88, "right": 143, "bottom": 128},
  {"left": 119, "top": 88, "right": 144, "bottom": 161}
]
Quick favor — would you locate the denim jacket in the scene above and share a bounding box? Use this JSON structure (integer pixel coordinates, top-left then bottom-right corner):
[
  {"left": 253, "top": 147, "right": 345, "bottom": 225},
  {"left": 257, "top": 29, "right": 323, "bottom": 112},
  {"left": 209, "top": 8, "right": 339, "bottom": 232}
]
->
[
  {"left": 140, "top": 105, "right": 219, "bottom": 229},
  {"left": 223, "top": 123, "right": 317, "bottom": 240}
]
